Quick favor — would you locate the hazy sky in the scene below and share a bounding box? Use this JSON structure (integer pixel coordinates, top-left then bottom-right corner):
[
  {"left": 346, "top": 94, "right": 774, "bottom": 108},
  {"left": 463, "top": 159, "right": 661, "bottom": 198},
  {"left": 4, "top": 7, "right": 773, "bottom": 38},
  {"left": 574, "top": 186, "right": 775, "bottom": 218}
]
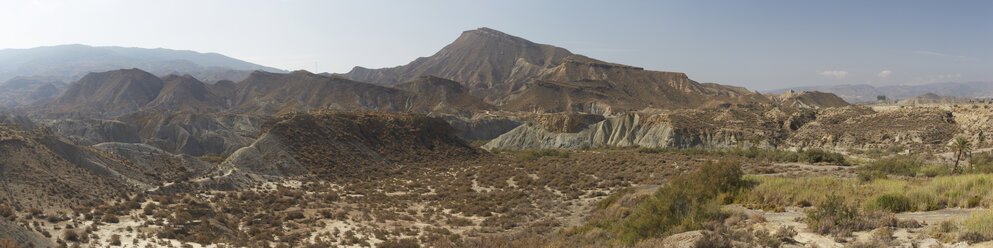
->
[{"left": 1, "top": 0, "right": 990, "bottom": 90}]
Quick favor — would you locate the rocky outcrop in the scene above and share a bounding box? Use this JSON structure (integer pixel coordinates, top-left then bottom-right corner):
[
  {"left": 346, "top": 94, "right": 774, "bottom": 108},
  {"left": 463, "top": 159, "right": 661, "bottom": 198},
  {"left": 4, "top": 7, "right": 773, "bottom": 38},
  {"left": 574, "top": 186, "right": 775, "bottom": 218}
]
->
[
  {"left": 484, "top": 110, "right": 784, "bottom": 150},
  {"left": 41, "top": 119, "right": 142, "bottom": 145},
  {"left": 94, "top": 142, "right": 215, "bottom": 183},
  {"left": 772, "top": 89, "right": 850, "bottom": 108},
  {"left": 787, "top": 106, "right": 958, "bottom": 150},
  {"left": 485, "top": 105, "right": 961, "bottom": 151},
  {"left": 501, "top": 55, "right": 773, "bottom": 113},
  {"left": 444, "top": 114, "right": 522, "bottom": 141},
  {"left": 122, "top": 111, "right": 265, "bottom": 156}
]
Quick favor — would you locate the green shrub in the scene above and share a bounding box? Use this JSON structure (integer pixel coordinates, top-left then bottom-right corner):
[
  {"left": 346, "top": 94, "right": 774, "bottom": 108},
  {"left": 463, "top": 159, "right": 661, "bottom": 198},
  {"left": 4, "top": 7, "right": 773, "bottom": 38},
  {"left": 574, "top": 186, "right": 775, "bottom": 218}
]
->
[
  {"left": 962, "top": 209, "right": 993, "bottom": 242},
  {"left": 798, "top": 148, "right": 847, "bottom": 165},
  {"left": 920, "top": 165, "right": 952, "bottom": 177},
  {"left": 969, "top": 152, "right": 993, "bottom": 173},
  {"left": 859, "top": 155, "right": 925, "bottom": 177},
  {"left": 858, "top": 171, "right": 886, "bottom": 182},
  {"left": 616, "top": 161, "right": 746, "bottom": 244},
  {"left": 865, "top": 193, "right": 911, "bottom": 213},
  {"left": 807, "top": 194, "right": 863, "bottom": 236}
]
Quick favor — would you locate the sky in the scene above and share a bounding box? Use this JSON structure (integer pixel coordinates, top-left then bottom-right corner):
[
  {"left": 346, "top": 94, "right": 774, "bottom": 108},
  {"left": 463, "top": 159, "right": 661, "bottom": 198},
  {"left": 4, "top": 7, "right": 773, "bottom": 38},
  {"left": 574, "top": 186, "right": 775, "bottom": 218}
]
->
[{"left": 0, "top": 0, "right": 990, "bottom": 90}]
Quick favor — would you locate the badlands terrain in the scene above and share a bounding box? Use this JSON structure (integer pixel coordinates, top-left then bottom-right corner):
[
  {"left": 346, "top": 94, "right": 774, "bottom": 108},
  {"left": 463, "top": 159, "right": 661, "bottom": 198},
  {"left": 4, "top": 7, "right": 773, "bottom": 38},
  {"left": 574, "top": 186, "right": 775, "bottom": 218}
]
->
[{"left": 0, "top": 28, "right": 992, "bottom": 248}]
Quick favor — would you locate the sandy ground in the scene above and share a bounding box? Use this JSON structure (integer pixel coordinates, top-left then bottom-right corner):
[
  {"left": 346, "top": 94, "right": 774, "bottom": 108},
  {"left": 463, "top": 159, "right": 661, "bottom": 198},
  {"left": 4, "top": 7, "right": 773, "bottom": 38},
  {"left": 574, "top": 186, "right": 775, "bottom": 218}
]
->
[{"left": 730, "top": 205, "right": 993, "bottom": 248}]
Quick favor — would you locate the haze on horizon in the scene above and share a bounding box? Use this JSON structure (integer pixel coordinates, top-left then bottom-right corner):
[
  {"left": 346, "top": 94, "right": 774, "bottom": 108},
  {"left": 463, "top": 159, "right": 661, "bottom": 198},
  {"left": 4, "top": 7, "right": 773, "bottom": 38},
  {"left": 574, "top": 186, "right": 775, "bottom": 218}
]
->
[{"left": 1, "top": 0, "right": 990, "bottom": 90}]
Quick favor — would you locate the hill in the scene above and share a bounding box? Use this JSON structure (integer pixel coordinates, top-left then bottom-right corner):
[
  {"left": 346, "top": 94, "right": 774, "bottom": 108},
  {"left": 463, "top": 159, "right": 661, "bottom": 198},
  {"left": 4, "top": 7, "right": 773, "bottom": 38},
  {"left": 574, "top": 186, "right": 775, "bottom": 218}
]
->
[
  {"left": 230, "top": 70, "right": 414, "bottom": 115},
  {"left": 896, "top": 93, "right": 972, "bottom": 105},
  {"left": 395, "top": 75, "right": 496, "bottom": 116},
  {"left": 45, "top": 69, "right": 164, "bottom": 117},
  {"left": 770, "top": 89, "right": 850, "bottom": 108},
  {"left": 173, "top": 110, "right": 481, "bottom": 190},
  {"left": 145, "top": 74, "right": 228, "bottom": 112}
]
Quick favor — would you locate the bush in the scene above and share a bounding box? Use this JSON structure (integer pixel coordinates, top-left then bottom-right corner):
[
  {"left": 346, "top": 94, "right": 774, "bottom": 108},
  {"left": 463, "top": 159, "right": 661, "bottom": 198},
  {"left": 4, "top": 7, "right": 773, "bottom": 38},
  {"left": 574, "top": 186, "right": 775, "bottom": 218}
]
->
[
  {"left": 109, "top": 234, "right": 122, "bottom": 246},
  {"left": 858, "top": 171, "right": 886, "bottom": 182},
  {"left": 798, "top": 148, "right": 847, "bottom": 165},
  {"left": 0, "top": 205, "right": 12, "bottom": 218},
  {"left": 102, "top": 213, "right": 119, "bottom": 223},
  {"left": 962, "top": 209, "right": 993, "bottom": 241},
  {"left": 865, "top": 193, "right": 911, "bottom": 213},
  {"left": 807, "top": 195, "right": 863, "bottom": 236},
  {"left": 859, "top": 155, "right": 925, "bottom": 177},
  {"left": 617, "top": 161, "right": 746, "bottom": 244},
  {"left": 969, "top": 196, "right": 983, "bottom": 208},
  {"left": 63, "top": 229, "right": 79, "bottom": 242},
  {"left": 969, "top": 152, "right": 993, "bottom": 173},
  {"left": 379, "top": 238, "right": 421, "bottom": 248},
  {"left": 920, "top": 165, "right": 952, "bottom": 177}
]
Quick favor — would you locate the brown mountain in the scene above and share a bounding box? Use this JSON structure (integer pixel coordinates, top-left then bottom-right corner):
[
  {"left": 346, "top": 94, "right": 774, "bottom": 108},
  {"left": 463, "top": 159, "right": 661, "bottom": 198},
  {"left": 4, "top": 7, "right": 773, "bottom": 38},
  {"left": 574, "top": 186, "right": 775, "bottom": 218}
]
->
[
  {"left": 342, "top": 27, "right": 573, "bottom": 102},
  {"left": 501, "top": 55, "right": 772, "bottom": 113},
  {"left": 145, "top": 74, "right": 227, "bottom": 112},
  {"left": 45, "top": 68, "right": 164, "bottom": 117},
  {"left": 771, "top": 89, "right": 850, "bottom": 108},
  {"left": 395, "top": 75, "right": 496, "bottom": 116},
  {"left": 230, "top": 70, "right": 413, "bottom": 115}
]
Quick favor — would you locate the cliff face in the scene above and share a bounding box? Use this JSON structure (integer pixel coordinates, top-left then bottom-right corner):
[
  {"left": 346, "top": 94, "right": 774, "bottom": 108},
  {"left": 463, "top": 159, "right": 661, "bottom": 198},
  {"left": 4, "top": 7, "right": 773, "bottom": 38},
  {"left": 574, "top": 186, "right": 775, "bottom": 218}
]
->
[
  {"left": 501, "top": 55, "right": 773, "bottom": 113},
  {"left": 484, "top": 105, "right": 961, "bottom": 151},
  {"left": 484, "top": 110, "right": 784, "bottom": 150}
]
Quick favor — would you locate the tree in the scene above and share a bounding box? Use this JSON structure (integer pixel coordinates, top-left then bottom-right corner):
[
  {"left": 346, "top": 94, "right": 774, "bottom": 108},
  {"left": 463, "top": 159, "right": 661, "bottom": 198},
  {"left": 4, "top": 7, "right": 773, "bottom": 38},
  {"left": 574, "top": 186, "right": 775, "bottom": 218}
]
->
[{"left": 950, "top": 136, "right": 972, "bottom": 172}]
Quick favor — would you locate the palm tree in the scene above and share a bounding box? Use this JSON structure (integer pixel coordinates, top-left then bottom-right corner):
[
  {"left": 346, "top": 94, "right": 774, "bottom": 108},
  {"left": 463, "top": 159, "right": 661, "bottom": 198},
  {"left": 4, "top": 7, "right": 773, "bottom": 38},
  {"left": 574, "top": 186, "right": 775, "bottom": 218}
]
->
[{"left": 950, "top": 136, "right": 972, "bottom": 172}]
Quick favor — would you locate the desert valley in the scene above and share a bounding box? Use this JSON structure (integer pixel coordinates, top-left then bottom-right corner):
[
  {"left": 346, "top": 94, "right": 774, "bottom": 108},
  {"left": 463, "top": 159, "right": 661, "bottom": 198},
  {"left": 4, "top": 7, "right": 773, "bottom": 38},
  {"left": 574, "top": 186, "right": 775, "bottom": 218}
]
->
[{"left": 1, "top": 2, "right": 992, "bottom": 247}]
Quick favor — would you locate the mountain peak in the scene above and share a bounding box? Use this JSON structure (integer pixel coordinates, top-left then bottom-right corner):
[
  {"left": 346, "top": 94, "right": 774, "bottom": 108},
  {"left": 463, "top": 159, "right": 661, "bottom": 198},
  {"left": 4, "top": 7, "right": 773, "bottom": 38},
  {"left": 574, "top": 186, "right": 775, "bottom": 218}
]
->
[{"left": 454, "top": 27, "right": 534, "bottom": 47}]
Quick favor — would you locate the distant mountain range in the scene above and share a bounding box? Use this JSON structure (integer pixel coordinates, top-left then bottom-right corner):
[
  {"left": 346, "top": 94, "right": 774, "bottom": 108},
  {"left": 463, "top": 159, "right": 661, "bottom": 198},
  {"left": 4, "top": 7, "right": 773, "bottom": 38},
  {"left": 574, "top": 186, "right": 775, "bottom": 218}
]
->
[
  {"left": 0, "top": 44, "right": 284, "bottom": 83},
  {"left": 11, "top": 28, "right": 846, "bottom": 116},
  {"left": 0, "top": 44, "right": 286, "bottom": 109},
  {"left": 765, "top": 82, "right": 993, "bottom": 103}
]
